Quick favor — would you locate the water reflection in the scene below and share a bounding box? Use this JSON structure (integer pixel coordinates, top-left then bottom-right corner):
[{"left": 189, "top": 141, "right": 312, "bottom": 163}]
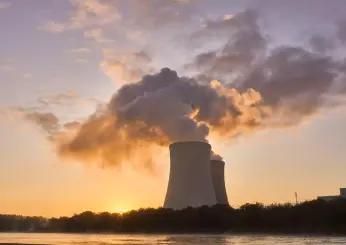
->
[
  {"left": 0, "top": 233, "right": 346, "bottom": 245},
  {"left": 163, "top": 234, "right": 229, "bottom": 244}
]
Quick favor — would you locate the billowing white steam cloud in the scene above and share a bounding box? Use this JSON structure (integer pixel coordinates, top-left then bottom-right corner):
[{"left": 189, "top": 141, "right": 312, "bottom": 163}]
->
[
  {"left": 25, "top": 9, "right": 346, "bottom": 168},
  {"left": 54, "top": 67, "right": 269, "bottom": 167}
]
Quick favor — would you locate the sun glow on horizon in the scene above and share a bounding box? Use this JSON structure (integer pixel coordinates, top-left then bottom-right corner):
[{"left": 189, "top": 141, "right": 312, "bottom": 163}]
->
[{"left": 112, "top": 207, "right": 132, "bottom": 214}]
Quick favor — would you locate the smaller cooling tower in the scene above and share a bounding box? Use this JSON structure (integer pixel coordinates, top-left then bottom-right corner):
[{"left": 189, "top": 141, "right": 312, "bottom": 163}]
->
[
  {"left": 210, "top": 160, "right": 229, "bottom": 205},
  {"left": 164, "top": 141, "right": 217, "bottom": 209}
]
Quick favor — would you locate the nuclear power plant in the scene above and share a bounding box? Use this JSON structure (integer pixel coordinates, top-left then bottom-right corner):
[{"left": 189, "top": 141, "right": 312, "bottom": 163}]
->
[
  {"left": 211, "top": 159, "right": 229, "bottom": 205},
  {"left": 163, "top": 141, "right": 229, "bottom": 210}
]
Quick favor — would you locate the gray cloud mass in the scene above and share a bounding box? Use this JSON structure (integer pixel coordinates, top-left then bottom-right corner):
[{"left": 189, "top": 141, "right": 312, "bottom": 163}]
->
[{"left": 23, "top": 7, "right": 346, "bottom": 168}]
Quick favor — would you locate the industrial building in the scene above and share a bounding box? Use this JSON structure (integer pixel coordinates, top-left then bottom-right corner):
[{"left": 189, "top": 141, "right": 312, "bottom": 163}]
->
[
  {"left": 317, "top": 188, "right": 346, "bottom": 201},
  {"left": 211, "top": 159, "right": 229, "bottom": 205},
  {"left": 163, "top": 141, "right": 229, "bottom": 210}
]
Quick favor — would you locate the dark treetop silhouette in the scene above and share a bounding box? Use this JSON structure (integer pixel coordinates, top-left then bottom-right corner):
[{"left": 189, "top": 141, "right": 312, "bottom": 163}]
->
[{"left": 1, "top": 198, "right": 346, "bottom": 234}]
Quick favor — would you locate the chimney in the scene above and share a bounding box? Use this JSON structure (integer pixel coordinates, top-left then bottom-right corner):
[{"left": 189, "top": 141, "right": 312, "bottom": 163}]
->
[
  {"left": 163, "top": 141, "right": 217, "bottom": 209},
  {"left": 210, "top": 160, "right": 229, "bottom": 205}
]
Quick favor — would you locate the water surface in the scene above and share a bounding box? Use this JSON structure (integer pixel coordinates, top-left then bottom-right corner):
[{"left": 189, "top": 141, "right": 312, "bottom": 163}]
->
[{"left": 0, "top": 233, "right": 346, "bottom": 244}]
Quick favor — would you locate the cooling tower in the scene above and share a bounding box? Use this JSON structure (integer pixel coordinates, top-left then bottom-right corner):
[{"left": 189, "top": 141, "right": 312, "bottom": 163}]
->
[
  {"left": 210, "top": 160, "right": 229, "bottom": 205},
  {"left": 163, "top": 141, "right": 217, "bottom": 209}
]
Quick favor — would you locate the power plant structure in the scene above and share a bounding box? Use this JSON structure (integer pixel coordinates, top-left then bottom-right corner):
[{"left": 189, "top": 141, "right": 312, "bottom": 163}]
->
[
  {"left": 211, "top": 160, "right": 229, "bottom": 205},
  {"left": 163, "top": 141, "right": 229, "bottom": 210}
]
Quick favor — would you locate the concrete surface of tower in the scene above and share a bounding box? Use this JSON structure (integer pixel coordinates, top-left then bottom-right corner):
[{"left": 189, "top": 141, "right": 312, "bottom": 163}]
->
[
  {"left": 163, "top": 141, "right": 217, "bottom": 209},
  {"left": 210, "top": 159, "right": 229, "bottom": 205}
]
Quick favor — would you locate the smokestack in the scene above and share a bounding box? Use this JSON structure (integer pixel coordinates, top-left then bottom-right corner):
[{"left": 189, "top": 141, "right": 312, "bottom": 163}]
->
[
  {"left": 210, "top": 160, "right": 229, "bottom": 205},
  {"left": 164, "top": 141, "right": 217, "bottom": 209}
]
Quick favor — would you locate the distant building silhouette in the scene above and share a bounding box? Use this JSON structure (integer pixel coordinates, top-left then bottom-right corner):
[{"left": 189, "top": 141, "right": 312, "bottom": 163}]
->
[{"left": 317, "top": 188, "right": 346, "bottom": 201}]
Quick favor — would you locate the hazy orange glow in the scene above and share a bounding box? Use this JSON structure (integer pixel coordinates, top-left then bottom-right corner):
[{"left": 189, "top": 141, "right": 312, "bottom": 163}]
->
[{"left": 112, "top": 207, "right": 132, "bottom": 214}]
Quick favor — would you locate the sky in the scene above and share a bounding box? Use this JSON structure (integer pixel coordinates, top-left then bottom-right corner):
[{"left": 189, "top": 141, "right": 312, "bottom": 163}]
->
[{"left": 1, "top": 0, "right": 346, "bottom": 217}]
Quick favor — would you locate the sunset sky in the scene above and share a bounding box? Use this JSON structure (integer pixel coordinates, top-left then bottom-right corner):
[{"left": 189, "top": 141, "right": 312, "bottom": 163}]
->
[{"left": 1, "top": 0, "right": 346, "bottom": 217}]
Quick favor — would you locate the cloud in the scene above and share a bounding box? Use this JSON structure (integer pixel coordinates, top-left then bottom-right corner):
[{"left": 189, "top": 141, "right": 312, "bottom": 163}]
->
[
  {"left": 65, "top": 48, "right": 91, "bottom": 63},
  {"left": 39, "top": 0, "right": 119, "bottom": 34},
  {"left": 69, "top": 0, "right": 119, "bottom": 29},
  {"left": 125, "top": 0, "right": 197, "bottom": 30},
  {"left": 10, "top": 91, "right": 102, "bottom": 138},
  {"left": 38, "top": 21, "right": 65, "bottom": 33},
  {"left": 3, "top": 106, "right": 60, "bottom": 135},
  {"left": 23, "top": 73, "right": 32, "bottom": 79},
  {"left": 100, "top": 50, "right": 153, "bottom": 84},
  {"left": 22, "top": 92, "right": 99, "bottom": 120},
  {"left": 223, "top": 14, "right": 234, "bottom": 21},
  {"left": 186, "top": 9, "right": 345, "bottom": 126},
  {"left": 25, "top": 8, "right": 346, "bottom": 171},
  {"left": 0, "top": 61, "right": 33, "bottom": 80},
  {"left": 24, "top": 111, "right": 60, "bottom": 134},
  {"left": 194, "top": 13, "right": 238, "bottom": 37},
  {"left": 76, "top": 58, "right": 88, "bottom": 63},
  {"left": 0, "top": 64, "right": 14, "bottom": 72},
  {"left": 0, "top": 2, "right": 11, "bottom": 9},
  {"left": 125, "top": 30, "right": 147, "bottom": 44},
  {"left": 0, "top": 105, "right": 22, "bottom": 123},
  {"left": 308, "top": 35, "right": 335, "bottom": 53},
  {"left": 84, "top": 28, "right": 111, "bottom": 43},
  {"left": 51, "top": 68, "right": 270, "bottom": 168},
  {"left": 66, "top": 48, "right": 91, "bottom": 53},
  {"left": 27, "top": 55, "right": 346, "bottom": 169},
  {"left": 172, "top": 0, "right": 194, "bottom": 4},
  {"left": 36, "top": 91, "right": 80, "bottom": 108},
  {"left": 131, "top": 51, "right": 152, "bottom": 63},
  {"left": 337, "top": 19, "right": 346, "bottom": 43},
  {"left": 100, "top": 61, "right": 145, "bottom": 84},
  {"left": 63, "top": 121, "right": 81, "bottom": 130},
  {"left": 237, "top": 47, "right": 339, "bottom": 124},
  {"left": 186, "top": 10, "right": 266, "bottom": 80},
  {"left": 103, "top": 49, "right": 152, "bottom": 63}
]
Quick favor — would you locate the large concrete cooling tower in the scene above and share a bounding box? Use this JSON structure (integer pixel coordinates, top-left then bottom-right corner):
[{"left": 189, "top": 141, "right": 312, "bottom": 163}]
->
[
  {"left": 163, "top": 141, "right": 217, "bottom": 209},
  {"left": 210, "top": 160, "right": 229, "bottom": 205}
]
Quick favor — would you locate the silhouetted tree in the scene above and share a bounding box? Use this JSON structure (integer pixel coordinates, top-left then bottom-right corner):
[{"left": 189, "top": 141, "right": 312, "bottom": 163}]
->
[{"left": 2, "top": 199, "right": 346, "bottom": 234}]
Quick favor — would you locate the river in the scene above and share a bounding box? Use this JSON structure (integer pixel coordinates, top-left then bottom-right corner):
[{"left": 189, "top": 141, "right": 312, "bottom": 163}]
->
[{"left": 0, "top": 233, "right": 346, "bottom": 244}]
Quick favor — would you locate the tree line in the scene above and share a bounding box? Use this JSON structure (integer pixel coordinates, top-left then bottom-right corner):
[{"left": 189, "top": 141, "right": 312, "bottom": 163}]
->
[{"left": 1, "top": 198, "right": 346, "bottom": 234}]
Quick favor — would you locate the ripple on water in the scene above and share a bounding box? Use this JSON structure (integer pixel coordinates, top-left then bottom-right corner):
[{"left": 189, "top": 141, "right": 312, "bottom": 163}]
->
[{"left": 0, "top": 233, "right": 346, "bottom": 245}]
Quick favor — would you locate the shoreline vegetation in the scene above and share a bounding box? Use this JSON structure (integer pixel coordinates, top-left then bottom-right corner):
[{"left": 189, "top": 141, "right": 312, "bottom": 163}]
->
[{"left": 1, "top": 199, "right": 346, "bottom": 234}]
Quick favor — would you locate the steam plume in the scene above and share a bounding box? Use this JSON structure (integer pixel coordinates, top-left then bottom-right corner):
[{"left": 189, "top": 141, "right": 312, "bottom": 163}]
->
[
  {"left": 55, "top": 67, "right": 268, "bottom": 166},
  {"left": 24, "top": 10, "right": 346, "bottom": 168}
]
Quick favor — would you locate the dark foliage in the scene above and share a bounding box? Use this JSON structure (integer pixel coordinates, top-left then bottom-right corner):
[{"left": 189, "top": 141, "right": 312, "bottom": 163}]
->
[{"left": 1, "top": 199, "right": 346, "bottom": 234}]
